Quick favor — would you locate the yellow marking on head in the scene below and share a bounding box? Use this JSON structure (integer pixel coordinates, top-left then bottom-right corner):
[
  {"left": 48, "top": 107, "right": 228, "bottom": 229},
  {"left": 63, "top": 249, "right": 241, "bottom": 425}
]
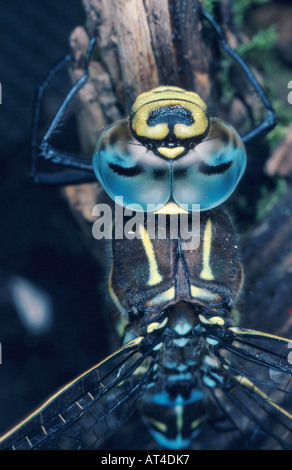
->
[
  {"left": 235, "top": 375, "right": 292, "bottom": 419},
  {"left": 138, "top": 225, "right": 163, "bottom": 286},
  {"left": 151, "top": 286, "right": 176, "bottom": 306},
  {"left": 146, "top": 416, "right": 167, "bottom": 433},
  {"left": 147, "top": 317, "right": 168, "bottom": 334},
  {"left": 0, "top": 337, "right": 144, "bottom": 443},
  {"left": 133, "top": 116, "right": 169, "bottom": 139},
  {"left": 130, "top": 86, "right": 208, "bottom": 141},
  {"left": 108, "top": 263, "right": 129, "bottom": 337},
  {"left": 200, "top": 218, "right": 214, "bottom": 280},
  {"left": 154, "top": 202, "right": 188, "bottom": 215},
  {"left": 157, "top": 146, "right": 185, "bottom": 159},
  {"left": 190, "top": 285, "right": 218, "bottom": 301},
  {"left": 131, "top": 86, "right": 207, "bottom": 114}
]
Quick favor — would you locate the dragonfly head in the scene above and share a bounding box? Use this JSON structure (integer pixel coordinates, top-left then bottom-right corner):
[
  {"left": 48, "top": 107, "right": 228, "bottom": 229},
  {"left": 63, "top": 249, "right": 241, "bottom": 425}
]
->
[{"left": 93, "top": 86, "right": 246, "bottom": 214}]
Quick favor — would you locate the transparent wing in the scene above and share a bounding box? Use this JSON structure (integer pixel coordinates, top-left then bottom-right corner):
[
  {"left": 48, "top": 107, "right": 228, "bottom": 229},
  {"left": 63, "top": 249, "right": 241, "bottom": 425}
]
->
[
  {"left": 205, "top": 326, "right": 292, "bottom": 449},
  {"left": 0, "top": 336, "right": 156, "bottom": 450}
]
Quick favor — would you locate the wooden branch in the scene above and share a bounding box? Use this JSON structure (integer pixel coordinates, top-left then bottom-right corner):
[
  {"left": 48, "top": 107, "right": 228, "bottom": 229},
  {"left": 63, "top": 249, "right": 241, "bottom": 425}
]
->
[
  {"left": 143, "top": 0, "right": 178, "bottom": 86},
  {"left": 265, "top": 123, "right": 292, "bottom": 179},
  {"left": 80, "top": 0, "right": 215, "bottom": 107}
]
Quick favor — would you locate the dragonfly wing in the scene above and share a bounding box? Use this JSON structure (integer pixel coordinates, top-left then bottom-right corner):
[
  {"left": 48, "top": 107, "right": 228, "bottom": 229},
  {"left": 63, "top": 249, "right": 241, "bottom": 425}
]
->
[
  {"left": 206, "top": 327, "right": 292, "bottom": 449},
  {"left": 0, "top": 336, "right": 156, "bottom": 450}
]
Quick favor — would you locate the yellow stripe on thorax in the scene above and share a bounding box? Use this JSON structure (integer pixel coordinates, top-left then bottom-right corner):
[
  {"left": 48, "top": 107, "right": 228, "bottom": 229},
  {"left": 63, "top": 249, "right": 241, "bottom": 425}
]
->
[
  {"left": 151, "top": 286, "right": 176, "bottom": 306},
  {"left": 138, "top": 225, "right": 163, "bottom": 286},
  {"left": 108, "top": 263, "right": 129, "bottom": 337},
  {"left": 200, "top": 218, "right": 214, "bottom": 281},
  {"left": 190, "top": 285, "right": 217, "bottom": 301}
]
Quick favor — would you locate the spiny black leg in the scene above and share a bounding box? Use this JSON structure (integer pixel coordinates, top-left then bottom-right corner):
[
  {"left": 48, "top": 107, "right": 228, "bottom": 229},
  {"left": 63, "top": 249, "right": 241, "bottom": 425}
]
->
[
  {"left": 31, "top": 54, "right": 71, "bottom": 183},
  {"left": 31, "top": 37, "right": 97, "bottom": 185},
  {"left": 33, "top": 170, "right": 97, "bottom": 185},
  {"left": 39, "top": 37, "right": 97, "bottom": 158},
  {"left": 200, "top": 7, "right": 276, "bottom": 144}
]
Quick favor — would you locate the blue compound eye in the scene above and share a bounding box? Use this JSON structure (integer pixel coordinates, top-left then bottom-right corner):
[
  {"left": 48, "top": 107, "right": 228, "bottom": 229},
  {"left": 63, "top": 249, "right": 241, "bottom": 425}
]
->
[
  {"left": 93, "top": 116, "right": 246, "bottom": 213},
  {"left": 92, "top": 120, "right": 171, "bottom": 212},
  {"left": 172, "top": 118, "right": 247, "bottom": 211}
]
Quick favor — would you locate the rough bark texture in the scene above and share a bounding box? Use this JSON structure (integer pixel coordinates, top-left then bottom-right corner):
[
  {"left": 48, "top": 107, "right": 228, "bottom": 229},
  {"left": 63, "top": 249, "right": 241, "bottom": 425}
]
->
[
  {"left": 80, "top": 0, "right": 212, "bottom": 107},
  {"left": 265, "top": 124, "right": 292, "bottom": 179}
]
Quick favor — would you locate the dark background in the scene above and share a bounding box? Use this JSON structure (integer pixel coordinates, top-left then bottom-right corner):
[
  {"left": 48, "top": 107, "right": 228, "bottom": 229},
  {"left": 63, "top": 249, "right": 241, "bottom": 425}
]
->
[{"left": 0, "top": 0, "right": 109, "bottom": 437}]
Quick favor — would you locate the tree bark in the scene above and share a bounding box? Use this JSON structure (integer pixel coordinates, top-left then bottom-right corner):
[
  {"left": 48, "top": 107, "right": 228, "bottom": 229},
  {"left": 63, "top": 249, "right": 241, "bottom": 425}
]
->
[{"left": 265, "top": 124, "right": 292, "bottom": 179}]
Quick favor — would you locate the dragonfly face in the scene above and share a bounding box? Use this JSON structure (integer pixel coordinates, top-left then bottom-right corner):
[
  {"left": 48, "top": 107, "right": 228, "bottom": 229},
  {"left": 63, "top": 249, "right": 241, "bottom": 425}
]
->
[{"left": 93, "top": 86, "right": 247, "bottom": 213}]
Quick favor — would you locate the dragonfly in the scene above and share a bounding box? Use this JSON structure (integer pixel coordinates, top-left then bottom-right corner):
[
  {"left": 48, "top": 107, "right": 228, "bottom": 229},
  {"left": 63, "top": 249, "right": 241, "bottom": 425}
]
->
[{"left": 0, "top": 5, "right": 291, "bottom": 450}]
